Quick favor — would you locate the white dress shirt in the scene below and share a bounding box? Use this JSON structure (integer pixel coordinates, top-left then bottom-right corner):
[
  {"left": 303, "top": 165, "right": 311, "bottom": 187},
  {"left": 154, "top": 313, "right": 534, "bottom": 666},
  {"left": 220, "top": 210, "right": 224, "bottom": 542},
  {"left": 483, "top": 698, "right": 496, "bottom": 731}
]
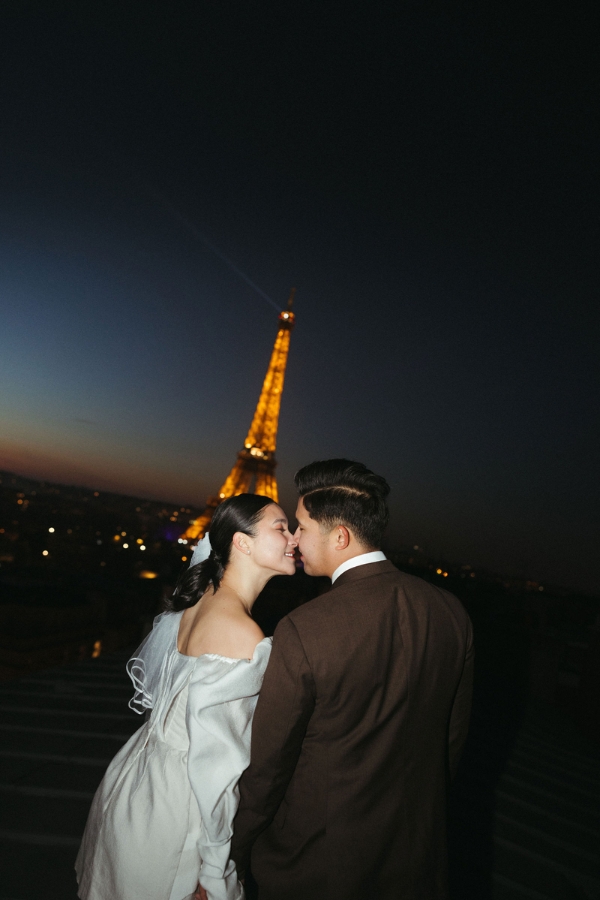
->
[{"left": 331, "top": 550, "right": 387, "bottom": 584}]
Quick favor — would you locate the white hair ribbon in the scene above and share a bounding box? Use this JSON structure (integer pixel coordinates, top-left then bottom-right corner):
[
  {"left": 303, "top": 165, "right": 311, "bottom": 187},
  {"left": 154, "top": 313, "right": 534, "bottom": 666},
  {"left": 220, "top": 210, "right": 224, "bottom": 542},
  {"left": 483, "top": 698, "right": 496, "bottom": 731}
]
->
[{"left": 190, "top": 532, "right": 212, "bottom": 567}]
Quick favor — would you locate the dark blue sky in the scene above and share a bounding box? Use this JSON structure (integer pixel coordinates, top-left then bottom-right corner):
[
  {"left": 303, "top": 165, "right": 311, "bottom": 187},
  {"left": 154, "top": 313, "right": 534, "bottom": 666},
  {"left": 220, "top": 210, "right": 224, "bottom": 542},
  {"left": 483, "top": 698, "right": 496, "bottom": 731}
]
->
[{"left": 1, "top": 2, "right": 598, "bottom": 590}]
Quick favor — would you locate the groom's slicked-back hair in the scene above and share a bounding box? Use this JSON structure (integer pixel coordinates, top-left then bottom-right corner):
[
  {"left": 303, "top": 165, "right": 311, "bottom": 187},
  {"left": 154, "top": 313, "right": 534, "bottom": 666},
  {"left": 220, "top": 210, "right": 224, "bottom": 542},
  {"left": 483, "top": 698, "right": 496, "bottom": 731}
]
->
[{"left": 294, "top": 459, "right": 390, "bottom": 549}]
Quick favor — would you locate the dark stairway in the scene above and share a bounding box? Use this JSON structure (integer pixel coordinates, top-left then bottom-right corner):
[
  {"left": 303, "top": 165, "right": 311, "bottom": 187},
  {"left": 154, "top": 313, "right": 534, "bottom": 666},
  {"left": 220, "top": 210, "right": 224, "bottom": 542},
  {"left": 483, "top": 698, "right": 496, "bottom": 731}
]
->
[{"left": 0, "top": 652, "right": 598, "bottom": 900}]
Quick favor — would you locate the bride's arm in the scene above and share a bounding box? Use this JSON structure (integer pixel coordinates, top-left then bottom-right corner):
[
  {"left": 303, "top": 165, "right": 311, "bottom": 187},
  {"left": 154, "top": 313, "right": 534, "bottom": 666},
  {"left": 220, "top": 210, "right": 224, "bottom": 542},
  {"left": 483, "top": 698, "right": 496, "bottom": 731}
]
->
[
  {"left": 186, "top": 640, "right": 270, "bottom": 900},
  {"left": 230, "top": 616, "right": 316, "bottom": 878}
]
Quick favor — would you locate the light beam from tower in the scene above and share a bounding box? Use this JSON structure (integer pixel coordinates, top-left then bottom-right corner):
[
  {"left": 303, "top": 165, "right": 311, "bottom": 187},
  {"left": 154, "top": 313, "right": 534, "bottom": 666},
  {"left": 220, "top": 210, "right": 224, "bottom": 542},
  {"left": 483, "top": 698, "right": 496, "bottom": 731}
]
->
[{"left": 181, "top": 289, "right": 296, "bottom": 542}]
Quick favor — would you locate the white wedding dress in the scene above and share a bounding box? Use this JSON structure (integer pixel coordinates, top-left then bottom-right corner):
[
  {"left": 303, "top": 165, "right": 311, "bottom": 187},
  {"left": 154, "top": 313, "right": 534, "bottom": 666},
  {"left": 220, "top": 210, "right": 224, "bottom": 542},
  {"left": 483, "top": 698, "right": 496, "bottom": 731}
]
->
[{"left": 75, "top": 611, "right": 272, "bottom": 900}]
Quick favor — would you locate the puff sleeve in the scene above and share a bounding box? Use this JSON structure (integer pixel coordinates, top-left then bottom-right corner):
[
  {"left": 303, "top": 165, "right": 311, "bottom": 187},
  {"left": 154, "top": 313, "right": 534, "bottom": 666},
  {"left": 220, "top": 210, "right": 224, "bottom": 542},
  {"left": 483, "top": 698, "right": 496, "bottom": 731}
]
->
[{"left": 186, "top": 638, "right": 272, "bottom": 900}]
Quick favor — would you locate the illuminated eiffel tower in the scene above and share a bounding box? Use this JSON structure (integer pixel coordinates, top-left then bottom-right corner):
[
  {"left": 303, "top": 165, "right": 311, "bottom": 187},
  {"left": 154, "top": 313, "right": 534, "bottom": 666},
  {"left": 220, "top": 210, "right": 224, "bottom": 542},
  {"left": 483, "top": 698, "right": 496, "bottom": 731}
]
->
[{"left": 181, "top": 289, "right": 296, "bottom": 542}]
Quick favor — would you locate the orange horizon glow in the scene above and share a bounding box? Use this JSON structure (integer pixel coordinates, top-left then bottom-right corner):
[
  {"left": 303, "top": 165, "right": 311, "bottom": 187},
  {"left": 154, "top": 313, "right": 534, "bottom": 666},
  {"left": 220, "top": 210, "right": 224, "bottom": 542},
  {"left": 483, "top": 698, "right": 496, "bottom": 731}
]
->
[{"left": 0, "top": 437, "right": 210, "bottom": 507}]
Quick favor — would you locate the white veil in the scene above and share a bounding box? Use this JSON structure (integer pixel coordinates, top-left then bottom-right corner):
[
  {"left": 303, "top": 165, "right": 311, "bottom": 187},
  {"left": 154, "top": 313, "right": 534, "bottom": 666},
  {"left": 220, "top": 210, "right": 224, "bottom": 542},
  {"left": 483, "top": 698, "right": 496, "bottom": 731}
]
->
[
  {"left": 126, "top": 532, "right": 213, "bottom": 714},
  {"left": 189, "top": 532, "right": 212, "bottom": 567}
]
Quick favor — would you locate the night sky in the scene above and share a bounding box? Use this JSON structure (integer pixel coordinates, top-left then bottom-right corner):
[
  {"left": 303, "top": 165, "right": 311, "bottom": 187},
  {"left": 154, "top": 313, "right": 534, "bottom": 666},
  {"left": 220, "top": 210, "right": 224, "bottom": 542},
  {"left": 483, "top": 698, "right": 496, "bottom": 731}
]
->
[{"left": 1, "top": 3, "right": 598, "bottom": 591}]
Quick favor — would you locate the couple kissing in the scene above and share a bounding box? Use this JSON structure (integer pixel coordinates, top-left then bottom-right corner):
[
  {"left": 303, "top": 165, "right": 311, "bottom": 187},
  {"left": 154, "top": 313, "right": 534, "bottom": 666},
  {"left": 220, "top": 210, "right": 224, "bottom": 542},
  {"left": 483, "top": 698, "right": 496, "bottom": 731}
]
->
[{"left": 76, "top": 458, "right": 473, "bottom": 900}]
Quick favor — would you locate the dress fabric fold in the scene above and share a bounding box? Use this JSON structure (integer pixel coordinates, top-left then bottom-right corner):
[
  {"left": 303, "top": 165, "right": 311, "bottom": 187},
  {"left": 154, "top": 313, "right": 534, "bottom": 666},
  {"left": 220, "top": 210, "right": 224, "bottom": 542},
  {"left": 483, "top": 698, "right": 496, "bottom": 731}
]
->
[{"left": 75, "top": 611, "right": 272, "bottom": 900}]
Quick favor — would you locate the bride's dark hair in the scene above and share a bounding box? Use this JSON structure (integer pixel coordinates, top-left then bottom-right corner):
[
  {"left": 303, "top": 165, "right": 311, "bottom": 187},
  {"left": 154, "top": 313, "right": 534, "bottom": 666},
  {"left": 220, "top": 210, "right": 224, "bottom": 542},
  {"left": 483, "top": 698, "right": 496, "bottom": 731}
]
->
[{"left": 165, "top": 493, "right": 275, "bottom": 612}]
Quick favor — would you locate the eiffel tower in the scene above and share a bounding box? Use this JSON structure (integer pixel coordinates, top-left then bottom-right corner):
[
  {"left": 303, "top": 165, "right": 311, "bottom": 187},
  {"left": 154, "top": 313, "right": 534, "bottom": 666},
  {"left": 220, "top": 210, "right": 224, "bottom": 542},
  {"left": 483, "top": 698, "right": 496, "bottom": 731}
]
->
[{"left": 181, "top": 289, "right": 296, "bottom": 542}]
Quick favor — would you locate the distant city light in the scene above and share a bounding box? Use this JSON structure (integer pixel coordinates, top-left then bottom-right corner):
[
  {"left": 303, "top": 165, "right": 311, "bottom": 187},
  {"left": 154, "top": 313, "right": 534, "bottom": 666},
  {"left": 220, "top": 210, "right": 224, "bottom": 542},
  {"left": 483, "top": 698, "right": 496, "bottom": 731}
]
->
[
  {"left": 539, "top": 586, "right": 544, "bottom": 591},
  {"left": 136, "top": 538, "right": 143, "bottom": 545},
  {"left": 123, "top": 543, "right": 129, "bottom": 549},
  {"left": 413, "top": 545, "right": 419, "bottom": 550},
  {"left": 17, "top": 499, "right": 23, "bottom": 505},
  {"left": 113, "top": 535, "right": 120, "bottom": 541},
  {"left": 139, "top": 570, "right": 158, "bottom": 579},
  {"left": 436, "top": 568, "right": 442, "bottom": 575},
  {"left": 96, "top": 539, "right": 102, "bottom": 545},
  {"left": 219, "top": 492, "right": 225, "bottom": 498},
  {"left": 181, "top": 555, "right": 188, "bottom": 561},
  {"left": 42, "top": 550, "right": 49, "bottom": 556},
  {"left": 140, "top": 545, "right": 146, "bottom": 551},
  {"left": 443, "top": 572, "right": 448, "bottom": 577},
  {"left": 93, "top": 492, "right": 99, "bottom": 497},
  {"left": 121, "top": 531, "right": 126, "bottom": 536},
  {"left": 48, "top": 527, "right": 55, "bottom": 533},
  {"left": 92, "top": 640, "right": 102, "bottom": 658}
]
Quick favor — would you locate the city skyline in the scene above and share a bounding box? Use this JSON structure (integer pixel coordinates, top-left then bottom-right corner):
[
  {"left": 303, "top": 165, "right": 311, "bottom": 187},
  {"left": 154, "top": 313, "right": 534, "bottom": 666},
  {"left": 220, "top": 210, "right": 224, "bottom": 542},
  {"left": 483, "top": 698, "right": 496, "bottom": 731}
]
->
[{"left": 0, "top": 469, "right": 565, "bottom": 595}]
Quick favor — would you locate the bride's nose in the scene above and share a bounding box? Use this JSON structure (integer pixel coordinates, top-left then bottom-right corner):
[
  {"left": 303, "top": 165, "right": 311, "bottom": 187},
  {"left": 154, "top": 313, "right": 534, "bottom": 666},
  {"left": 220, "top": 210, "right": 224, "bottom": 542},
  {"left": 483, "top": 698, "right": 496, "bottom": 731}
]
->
[{"left": 288, "top": 533, "right": 298, "bottom": 548}]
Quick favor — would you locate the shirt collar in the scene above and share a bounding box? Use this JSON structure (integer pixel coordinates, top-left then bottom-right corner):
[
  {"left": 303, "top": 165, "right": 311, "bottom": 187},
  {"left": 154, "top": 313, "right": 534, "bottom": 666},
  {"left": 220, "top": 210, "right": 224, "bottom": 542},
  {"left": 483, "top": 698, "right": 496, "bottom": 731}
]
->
[{"left": 331, "top": 550, "right": 387, "bottom": 584}]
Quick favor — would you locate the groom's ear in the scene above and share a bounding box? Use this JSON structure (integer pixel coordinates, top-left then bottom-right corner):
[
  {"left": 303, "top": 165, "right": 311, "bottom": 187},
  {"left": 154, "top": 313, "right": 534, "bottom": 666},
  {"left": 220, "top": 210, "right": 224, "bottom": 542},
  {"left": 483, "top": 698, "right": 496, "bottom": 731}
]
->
[{"left": 333, "top": 525, "right": 350, "bottom": 551}]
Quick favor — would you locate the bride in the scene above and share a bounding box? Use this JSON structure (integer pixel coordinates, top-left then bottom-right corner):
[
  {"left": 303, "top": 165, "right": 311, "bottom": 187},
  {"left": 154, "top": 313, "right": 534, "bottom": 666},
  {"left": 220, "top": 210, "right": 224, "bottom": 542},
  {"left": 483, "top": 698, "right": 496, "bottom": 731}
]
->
[{"left": 75, "top": 493, "right": 298, "bottom": 900}]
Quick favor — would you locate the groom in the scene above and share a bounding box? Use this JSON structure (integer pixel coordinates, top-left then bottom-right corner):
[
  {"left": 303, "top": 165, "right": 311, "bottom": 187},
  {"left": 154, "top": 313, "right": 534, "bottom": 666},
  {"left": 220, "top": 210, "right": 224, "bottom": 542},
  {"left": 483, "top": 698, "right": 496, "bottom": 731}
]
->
[{"left": 232, "top": 459, "right": 473, "bottom": 899}]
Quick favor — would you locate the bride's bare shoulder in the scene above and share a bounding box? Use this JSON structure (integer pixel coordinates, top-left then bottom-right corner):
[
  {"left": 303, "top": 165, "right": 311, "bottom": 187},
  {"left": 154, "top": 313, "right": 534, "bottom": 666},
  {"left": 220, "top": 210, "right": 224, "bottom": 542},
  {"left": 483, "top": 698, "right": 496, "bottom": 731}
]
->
[{"left": 184, "top": 608, "right": 264, "bottom": 660}]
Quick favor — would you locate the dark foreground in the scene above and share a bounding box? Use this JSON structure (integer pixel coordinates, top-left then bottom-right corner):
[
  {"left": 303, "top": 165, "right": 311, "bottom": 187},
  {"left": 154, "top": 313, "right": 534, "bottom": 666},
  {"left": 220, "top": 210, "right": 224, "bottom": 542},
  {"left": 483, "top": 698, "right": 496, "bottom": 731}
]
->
[{"left": 0, "top": 632, "right": 598, "bottom": 899}]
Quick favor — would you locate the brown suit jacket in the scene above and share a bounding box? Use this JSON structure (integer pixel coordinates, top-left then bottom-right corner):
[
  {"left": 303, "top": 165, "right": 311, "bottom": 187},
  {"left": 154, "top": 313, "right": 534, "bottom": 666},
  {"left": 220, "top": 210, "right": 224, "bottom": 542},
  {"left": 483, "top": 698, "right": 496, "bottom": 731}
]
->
[{"left": 231, "top": 561, "right": 473, "bottom": 900}]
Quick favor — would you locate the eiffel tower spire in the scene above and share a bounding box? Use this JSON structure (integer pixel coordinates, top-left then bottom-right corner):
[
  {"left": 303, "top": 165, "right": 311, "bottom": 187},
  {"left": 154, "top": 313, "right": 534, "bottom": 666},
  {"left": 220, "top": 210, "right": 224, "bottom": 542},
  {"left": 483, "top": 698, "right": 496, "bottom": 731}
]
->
[{"left": 182, "top": 289, "right": 296, "bottom": 542}]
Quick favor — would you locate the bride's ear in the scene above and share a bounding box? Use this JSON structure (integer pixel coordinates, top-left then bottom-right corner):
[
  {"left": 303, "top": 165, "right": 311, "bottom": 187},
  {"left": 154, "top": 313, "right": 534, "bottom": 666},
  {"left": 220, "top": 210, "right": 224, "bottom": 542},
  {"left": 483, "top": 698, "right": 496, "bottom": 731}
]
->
[{"left": 232, "top": 532, "right": 251, "bottom": 556}]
